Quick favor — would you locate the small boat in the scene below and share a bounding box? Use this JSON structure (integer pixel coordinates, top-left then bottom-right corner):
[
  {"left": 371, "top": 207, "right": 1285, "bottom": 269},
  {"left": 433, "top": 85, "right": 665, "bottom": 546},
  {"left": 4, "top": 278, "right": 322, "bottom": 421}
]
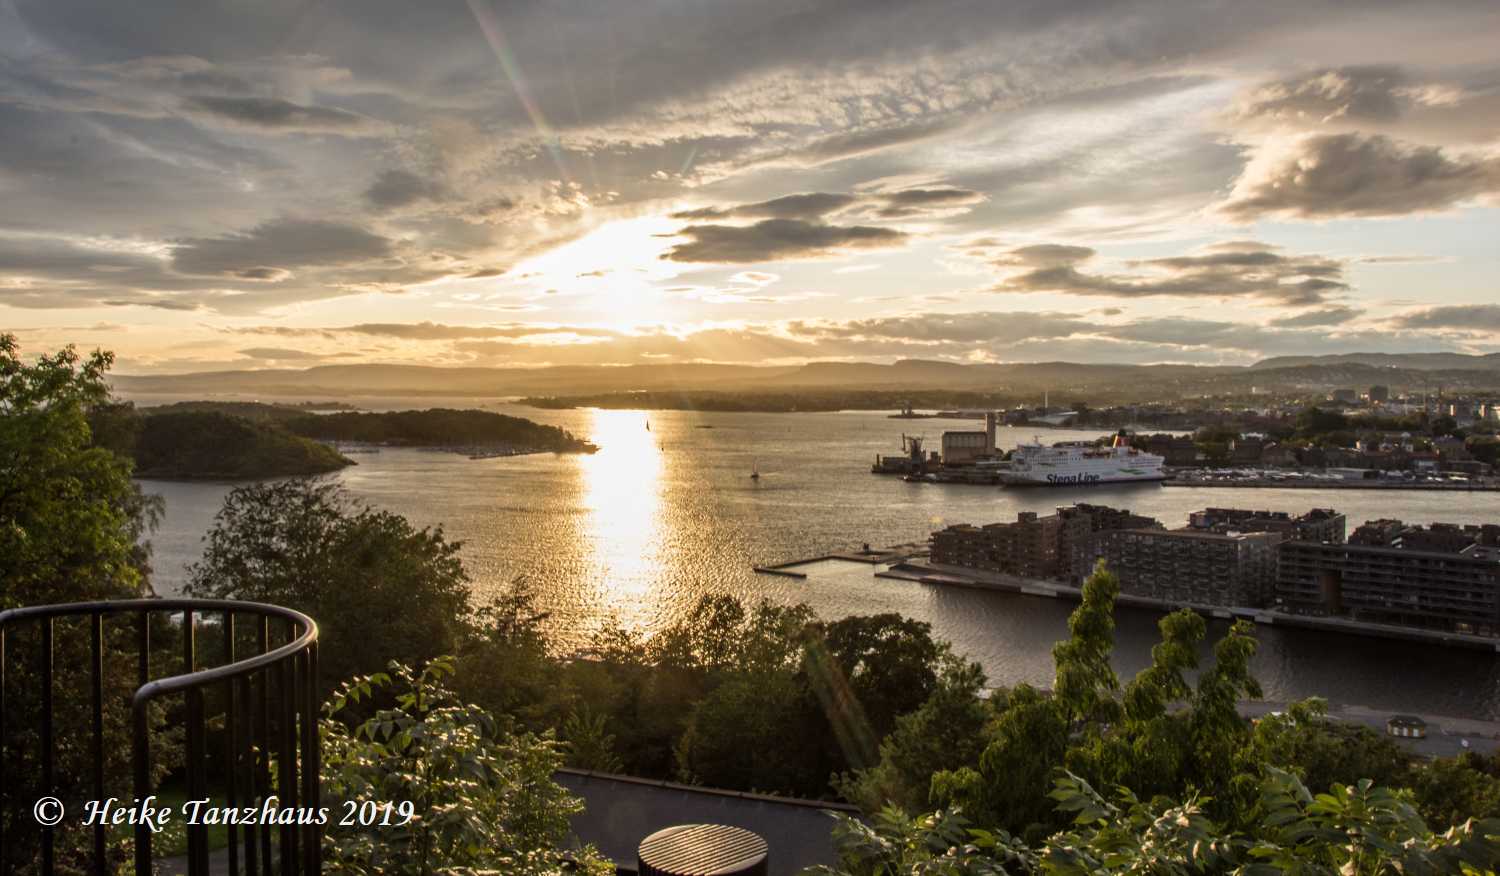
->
[
  {"left": 646, "top": 420, "right": 651, "bottom": 431},
  {"left": 750, "top": 461, "right": 760, "bottom": 481}
]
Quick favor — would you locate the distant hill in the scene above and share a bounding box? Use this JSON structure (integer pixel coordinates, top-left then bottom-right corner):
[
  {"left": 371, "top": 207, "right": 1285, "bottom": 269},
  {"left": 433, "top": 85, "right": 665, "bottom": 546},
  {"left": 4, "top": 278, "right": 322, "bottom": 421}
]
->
[
  {"left": 283, "top": 409, "right": 595, "bottom": 452},
  {"left": 1251, "top": 352, "right": 1500, "bottom": 371},
  {"left": 110, "top": 355, "right": 1500, "bottom": 406}
]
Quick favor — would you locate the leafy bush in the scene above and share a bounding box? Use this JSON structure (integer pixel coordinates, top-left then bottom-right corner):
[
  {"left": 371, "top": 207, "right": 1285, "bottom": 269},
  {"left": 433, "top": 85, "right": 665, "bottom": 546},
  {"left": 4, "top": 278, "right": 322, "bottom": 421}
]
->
[
  {"left": 320, "top": 657, "right": 611, "bottom": 876},
  {"left": 809, "top": 768, "right": 1500, "bottom": 875}
]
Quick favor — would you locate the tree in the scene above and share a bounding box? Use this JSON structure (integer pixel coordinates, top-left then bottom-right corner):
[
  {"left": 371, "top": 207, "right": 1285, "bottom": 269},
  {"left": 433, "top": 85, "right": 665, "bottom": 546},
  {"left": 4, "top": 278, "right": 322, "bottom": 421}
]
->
[
  {"left": 1050, "top": 562, "right": 1121, "bottom": 728},
  {"left": 1, "top": 337, "right": 171, "bottom": 871},
  {"left": 836, "top": 656, "right": 991, "bottom": 814},
  {"left": 184, "top": 479, "right": 472, "bottom": 689},
  {"left": 674, "top": 667, "right": 822, "bottom": 795},
  {"left": 1249, "top": 698, "right": 1414, "bottom": 809},
  {"left": 1, "top": 335, "right": 158, "bottom": 608},
  {"left": 321, "top": 657, "right": 611, "bottom": 876}
]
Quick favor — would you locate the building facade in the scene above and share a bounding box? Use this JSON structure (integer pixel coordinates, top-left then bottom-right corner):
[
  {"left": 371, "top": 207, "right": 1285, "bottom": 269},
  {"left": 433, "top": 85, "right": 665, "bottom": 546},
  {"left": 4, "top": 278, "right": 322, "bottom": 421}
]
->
[
  {"left": 1277, "top": 520, "right": 1500, "bottom": 636},
  {"left": 929, "top": 511, "right": 1062, "bottom": 579},
  {"left": 1095, "top": 528, "right": 1282, "bottom": 607}
]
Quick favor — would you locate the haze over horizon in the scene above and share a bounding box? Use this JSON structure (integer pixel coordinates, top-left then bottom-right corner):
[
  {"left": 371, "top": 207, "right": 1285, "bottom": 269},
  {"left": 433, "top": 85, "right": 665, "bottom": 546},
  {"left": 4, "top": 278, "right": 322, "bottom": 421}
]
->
[{"left": 4, "top": 0, "right": 1499, "bottom": 374}]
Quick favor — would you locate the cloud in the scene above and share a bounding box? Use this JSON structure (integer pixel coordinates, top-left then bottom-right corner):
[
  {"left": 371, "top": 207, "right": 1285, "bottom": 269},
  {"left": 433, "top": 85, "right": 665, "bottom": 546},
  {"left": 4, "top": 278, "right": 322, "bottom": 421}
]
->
[
  {"left": 1231, "top": 66, "right": 1412, "bottom": 124},
  {"left": 1389, "top": 304, "right": 1500, "bottom": 332},
  {"left": 171, "top": 219, "right": 394, "bottom": 276},
  {"left": 869, "top": 187, "right": 986, "bottom": 218},
  {"left": 671, "top": 192, "right": 857, "bottom": 221},
  {"left": 183, "top": 95, "right": 382, "bottom": 135},
  {"left": 1220, "top": 133, "right": 1500, "bottom": 220},
  {"left": 661, "top": 219, "right": 907, "bottom": 263},
  {"left": 237, "top": 347, "right": 330, "bottom": 360},
  {"left": 364, "top": 169, "right": 450, "bottom": 210},
  {"left": 1269, "top": 306, "right": 1363, "bottom": 327},
  {"left": 986, "top": 240, "right": 1349, "bottom": 306}
]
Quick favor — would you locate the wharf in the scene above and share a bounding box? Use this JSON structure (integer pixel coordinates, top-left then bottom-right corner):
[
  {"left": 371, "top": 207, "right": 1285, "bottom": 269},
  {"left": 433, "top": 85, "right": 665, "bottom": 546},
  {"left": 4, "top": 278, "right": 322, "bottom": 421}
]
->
[
  {"left": 754, "top": 543, "right": 929, "bottom": 579},
  {"left": 1165, "top": 477, "right": 1499, "bottom": 491},
  {"left": 880, "top": 560, "right": 1500, "bottom": 653}
]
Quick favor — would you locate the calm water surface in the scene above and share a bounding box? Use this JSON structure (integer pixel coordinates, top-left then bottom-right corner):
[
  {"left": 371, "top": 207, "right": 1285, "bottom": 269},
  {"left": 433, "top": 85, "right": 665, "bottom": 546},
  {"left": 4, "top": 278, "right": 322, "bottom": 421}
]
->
[{"left": 136, "top": 402, "right": 1500, "bottom": 720}]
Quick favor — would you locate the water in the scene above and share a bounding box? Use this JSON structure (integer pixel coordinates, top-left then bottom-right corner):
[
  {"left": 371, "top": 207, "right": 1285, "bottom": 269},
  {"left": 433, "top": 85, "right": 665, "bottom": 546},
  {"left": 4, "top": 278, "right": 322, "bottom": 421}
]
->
[{"left": 134, "top": 402, "right": 1500, "bottom": 720}]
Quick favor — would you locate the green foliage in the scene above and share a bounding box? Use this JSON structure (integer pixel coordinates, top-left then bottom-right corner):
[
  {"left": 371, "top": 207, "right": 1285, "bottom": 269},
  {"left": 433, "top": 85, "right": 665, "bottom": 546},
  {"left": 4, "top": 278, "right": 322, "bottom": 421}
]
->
[
  {"left": 130, "top": 409, "right": 349, "bottom": 478},
  {"left": 931, "top": 566, "right": 1266, "bottom": 838},
  {"left": 559, "top": 706, "right": 624, "bottom": 774},
  {"left": 184, "top": 479, "right": 473, "bottom": 688},
  {"left": 284, "top": 408, "right": 595, "bottom": 452},
  {"left": 1, "top": 335, "right": 157, "bottom": 607},
  {"left": 835, "top": 657, "right": 990, "bottom": 814},
  {"left": 1410, "top": 752, "right": 1500, "bottom": 829},
  {"left": 812, "top": 769, "right": 1500, "bottom": 875},
  {"left": 0, "top": 336, "right": 177, "bottom": 872},
  {"left": 1050, "top": 561, "right": 1120, "bottom": 728},
  {"left": 1247, "top": 699, "right": 1414, "bottom": 804},
  {"left": 321, "top": 657, "right": 611, "bottom": 876}
]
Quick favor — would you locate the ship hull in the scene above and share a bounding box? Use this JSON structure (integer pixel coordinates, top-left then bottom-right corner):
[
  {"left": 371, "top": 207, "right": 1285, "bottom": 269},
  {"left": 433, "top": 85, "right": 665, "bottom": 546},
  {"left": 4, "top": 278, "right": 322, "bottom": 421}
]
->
[{"left": 1000, "top": 470, "right": 1166, "bottom": 486}]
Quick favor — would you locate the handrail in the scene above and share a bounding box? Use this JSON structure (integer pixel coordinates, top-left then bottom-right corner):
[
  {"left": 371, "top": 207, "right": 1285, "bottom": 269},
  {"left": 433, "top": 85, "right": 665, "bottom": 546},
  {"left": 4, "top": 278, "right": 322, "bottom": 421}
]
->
[{"left": 0, "top": 597, "right": 322, "bottom": 876}]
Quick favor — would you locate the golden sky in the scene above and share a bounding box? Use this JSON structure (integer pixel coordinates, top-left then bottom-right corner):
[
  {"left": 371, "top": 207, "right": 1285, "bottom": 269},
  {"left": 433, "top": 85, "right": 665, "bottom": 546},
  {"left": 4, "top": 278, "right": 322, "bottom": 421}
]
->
[{"left": 3, "top": 0, "right": 1500, "bottom": 372}]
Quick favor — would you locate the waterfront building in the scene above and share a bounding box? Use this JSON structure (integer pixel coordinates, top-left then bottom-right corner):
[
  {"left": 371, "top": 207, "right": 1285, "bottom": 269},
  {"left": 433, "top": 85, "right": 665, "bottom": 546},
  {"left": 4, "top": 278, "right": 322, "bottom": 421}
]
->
[
  {"left": 1187, "top": 507, "right": 1346, "bottom": 543},
  {"left": 1369, "top": 385, "right": 1391, "bottom": 404},
  {"left": 1094, "top": 528, "right": 1282, "bottom": 607},
  {"left": 939, "top": 412, "right": 998, "bottom": 465},
  {"left": 1277, "top": 520, "right": 1500, "bottom": 636},
  {"left": 929, "top": 511, "right": 1061, "bottom": 579},
  {"left": 1055, "top": 503, "right": 1162, "bottom": 582}
]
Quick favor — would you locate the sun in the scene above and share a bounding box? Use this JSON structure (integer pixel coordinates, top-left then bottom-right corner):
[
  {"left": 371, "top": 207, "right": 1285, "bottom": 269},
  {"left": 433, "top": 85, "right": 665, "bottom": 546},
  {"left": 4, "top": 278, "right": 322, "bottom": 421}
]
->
[{"left": 508, "top": 215, "right": 685, "bottom": 326}]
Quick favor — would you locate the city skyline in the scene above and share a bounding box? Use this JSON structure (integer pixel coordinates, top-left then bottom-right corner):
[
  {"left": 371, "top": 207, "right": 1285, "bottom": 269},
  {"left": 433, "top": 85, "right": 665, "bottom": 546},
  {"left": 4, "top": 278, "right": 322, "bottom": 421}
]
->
[{"left": 3, "top": 0, "right": 1499, "bottom": 372}]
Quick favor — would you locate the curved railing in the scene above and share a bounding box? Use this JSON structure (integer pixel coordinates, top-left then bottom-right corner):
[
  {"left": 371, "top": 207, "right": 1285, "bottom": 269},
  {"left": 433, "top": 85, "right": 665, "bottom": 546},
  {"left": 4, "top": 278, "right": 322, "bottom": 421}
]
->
[{"left": 0, "top": 598, "right": 320, "bottom": 876}]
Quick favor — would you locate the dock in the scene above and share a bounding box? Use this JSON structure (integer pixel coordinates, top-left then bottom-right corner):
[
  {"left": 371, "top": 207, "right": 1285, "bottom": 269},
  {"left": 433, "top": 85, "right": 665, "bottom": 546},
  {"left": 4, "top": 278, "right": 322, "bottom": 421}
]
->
[
  {"left": 753, "top": 543, "right": 929, "bottom": 579},
  {"left": 1164, "top": 477, "right": 1500, "bottom": 491}
]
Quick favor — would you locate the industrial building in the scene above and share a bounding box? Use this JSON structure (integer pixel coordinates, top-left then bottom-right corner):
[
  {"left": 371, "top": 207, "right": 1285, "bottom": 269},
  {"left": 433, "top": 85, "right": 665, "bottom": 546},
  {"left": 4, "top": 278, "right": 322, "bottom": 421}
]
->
[
  {"left": 939, "top": 412, "right": 998, "bottom": 465},
  {"left": 1277, "top": 520, "right": 1500, "bottom": 636}
]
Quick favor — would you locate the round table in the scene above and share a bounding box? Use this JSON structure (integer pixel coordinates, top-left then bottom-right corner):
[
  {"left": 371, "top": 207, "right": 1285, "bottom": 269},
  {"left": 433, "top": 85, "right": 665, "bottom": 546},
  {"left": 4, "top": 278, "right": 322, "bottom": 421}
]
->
[{"left": 637, "top": 823, "right": 769, "bottom": 876}]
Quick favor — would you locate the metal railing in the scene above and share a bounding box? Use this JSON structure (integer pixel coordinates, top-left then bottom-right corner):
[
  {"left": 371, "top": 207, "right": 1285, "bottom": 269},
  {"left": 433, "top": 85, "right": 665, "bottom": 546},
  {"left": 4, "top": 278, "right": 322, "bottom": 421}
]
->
[{"left": 0, "top": 598, "right": 320, "bottom": 876}]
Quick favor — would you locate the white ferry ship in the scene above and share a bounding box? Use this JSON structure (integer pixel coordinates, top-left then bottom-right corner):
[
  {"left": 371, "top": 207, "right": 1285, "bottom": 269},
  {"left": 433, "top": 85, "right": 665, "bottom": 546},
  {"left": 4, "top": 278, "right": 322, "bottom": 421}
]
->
[{"left": 995, "top": 433, "right": 1165, "bottom": 486}]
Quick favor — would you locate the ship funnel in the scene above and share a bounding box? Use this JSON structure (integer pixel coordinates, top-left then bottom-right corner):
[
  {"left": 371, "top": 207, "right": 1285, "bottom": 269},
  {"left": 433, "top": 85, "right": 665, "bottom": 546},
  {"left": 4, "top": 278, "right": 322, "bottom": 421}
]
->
[{"left": 1112, "top": 430, "right": 1127, "bottom": 448}]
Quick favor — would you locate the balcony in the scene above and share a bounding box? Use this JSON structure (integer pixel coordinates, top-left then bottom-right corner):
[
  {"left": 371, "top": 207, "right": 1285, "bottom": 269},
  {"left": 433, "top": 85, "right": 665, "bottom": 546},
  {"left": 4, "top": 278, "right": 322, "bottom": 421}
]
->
[{"left": 1, "top": 598, "right": 321, "bottom": 876}]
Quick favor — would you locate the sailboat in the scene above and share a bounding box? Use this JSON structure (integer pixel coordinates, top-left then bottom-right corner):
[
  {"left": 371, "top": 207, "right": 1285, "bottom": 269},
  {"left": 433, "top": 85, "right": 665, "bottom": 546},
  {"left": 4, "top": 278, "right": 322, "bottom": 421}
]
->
[{"left": 750, "top": 460, "right": 760, "bottom": 481}]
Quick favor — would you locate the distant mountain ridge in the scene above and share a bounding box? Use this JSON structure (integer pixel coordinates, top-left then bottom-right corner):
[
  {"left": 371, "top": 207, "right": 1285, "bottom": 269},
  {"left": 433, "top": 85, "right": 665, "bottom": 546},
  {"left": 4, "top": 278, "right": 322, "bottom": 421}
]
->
[
  {"left": 111, "top": 354, "right": 1500, "bottom": 402},
  {"left": 1250, "top": 352, "right": 1500, "bottom": 371}
]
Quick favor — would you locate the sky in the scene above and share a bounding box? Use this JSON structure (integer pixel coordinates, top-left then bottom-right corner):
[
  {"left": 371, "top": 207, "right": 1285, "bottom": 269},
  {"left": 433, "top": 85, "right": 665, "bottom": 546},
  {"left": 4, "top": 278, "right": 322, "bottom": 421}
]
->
[{"left": 2, "top": 0, "right": 1499, "bottom": 373}]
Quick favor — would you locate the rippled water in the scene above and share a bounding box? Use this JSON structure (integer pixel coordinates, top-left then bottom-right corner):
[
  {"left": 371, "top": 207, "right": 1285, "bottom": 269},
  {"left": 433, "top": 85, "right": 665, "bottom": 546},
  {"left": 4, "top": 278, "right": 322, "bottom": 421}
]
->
[{"left": 138, "top": 403, "right": 1500, "bottom": 720}]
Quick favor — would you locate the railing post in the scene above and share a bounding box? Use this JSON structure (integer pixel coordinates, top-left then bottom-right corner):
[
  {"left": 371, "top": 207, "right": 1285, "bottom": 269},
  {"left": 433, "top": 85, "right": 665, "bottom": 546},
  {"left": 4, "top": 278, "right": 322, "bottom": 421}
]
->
[
  {"left": 301, "top": 642, "right": 320, "bottom": 875},
  {"left": 132, "top": 695, "right": 152, "bottom": 876},
  {"left": 187, "top": 685, "right": 208, "bottom": 875},
  {"left": 91, "top": 612, "right": 106, "bottom": 875},
  {"left": 226, "top": 612, "right": 240, "bottom": 876},
  {"left": 0, "top": 623, "right": 7, "bottom": 876},
  {"left": 278, "top": 649, "right": 299, "bottom": 876},
  {"left": 41, "top": 617, "right": 54, "bottom": 876}
]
